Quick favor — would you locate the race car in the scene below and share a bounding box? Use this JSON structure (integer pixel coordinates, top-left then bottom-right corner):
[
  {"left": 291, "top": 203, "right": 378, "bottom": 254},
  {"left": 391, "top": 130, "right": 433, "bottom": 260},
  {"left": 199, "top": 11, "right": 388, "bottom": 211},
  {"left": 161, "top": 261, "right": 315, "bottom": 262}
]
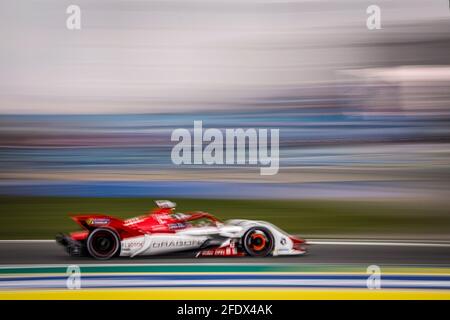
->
[{"left": 56, "top": 200, "right": 307, "bottom": 259}]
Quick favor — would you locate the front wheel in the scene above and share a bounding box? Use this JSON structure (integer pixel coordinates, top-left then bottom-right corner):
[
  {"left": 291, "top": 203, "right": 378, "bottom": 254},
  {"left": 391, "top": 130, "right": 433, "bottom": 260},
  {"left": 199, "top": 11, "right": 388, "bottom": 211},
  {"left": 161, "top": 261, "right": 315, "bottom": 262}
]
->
[
  {"left": 86, "top": 228, "right": 120, "bottom": 260},
  {"left": 242, "top": 226, "right": 274, "bottom": 257}
]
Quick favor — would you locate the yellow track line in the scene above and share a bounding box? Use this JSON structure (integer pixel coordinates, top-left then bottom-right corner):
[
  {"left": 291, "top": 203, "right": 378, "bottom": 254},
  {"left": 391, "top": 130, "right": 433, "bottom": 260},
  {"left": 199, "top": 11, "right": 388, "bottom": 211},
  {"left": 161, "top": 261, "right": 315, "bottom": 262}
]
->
[
  {"left": 1, "top": 288, "right": 450, "bottom": 300},
  {"left": 2, "top": 270, "right": 450, "bottom": 278}
]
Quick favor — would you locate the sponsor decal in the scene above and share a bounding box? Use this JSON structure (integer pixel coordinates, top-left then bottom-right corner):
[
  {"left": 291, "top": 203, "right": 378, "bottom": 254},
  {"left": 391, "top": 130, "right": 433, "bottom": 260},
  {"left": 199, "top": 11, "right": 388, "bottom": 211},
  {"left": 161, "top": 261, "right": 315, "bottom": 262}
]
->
[
  {"left": 152, "top": 239, "right": 204, "bottom": 248},
  {"left": 86, "top": 218, "right": 110, "bottom": 226},
  {"left": 123, "top": 217, "right": 144, "bottom": 226},
  {"left": 198, "top": 241, "right": 244, "bottom": 257},
  {"left": 168, "top": 222, "right": 187, "bottom": 230},
  {"left": 123, "top": 242, "right": 144, "bottom": 249}
]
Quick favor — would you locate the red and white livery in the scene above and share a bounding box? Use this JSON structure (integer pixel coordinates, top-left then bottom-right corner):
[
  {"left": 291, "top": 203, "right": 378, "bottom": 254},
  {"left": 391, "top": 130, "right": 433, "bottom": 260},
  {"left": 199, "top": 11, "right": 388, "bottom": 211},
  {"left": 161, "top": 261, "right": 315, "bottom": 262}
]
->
[{"left": 56, "top": 200, "right": 307, "bottom": 260}]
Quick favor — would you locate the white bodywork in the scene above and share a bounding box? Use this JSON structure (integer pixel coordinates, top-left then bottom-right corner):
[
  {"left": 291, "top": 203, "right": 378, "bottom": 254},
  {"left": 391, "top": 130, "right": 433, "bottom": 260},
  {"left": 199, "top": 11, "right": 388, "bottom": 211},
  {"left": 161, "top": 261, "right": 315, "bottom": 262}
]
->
[
  {"left": 226, "top": 219, "right": 305, "bottom": 256},
  {"left": 119, "top": 219, "right": 304, "bottom": 257}
]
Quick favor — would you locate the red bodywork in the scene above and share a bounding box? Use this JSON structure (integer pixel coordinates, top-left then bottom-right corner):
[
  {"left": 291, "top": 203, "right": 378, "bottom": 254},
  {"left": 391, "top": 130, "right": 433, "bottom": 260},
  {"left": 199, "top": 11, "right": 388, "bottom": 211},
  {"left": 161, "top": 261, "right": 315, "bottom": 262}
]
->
[
  {"left": 69, "top": 208, "right": 221, "bottom": 242},
  {"left": 59, "top": 205, "right": 307, "bottom": 258}
]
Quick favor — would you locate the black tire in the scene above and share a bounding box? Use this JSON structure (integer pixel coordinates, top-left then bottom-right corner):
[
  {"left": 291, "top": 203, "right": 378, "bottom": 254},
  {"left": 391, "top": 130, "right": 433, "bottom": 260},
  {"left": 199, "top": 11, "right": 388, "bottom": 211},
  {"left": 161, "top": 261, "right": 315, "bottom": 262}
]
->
[
  {"left": 242, "top": 226, "right": 275, "bottom": 257},
  {"left": 86, "top": 228, "right": 120, "bottom": 260}
]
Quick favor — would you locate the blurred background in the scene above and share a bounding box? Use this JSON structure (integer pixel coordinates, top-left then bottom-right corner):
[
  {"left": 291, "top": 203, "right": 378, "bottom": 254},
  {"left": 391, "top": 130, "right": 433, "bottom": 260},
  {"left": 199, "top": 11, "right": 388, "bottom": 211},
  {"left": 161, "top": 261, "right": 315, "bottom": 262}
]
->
[{"left": 1, "top": 0, "right": 450, "bottom": 239}]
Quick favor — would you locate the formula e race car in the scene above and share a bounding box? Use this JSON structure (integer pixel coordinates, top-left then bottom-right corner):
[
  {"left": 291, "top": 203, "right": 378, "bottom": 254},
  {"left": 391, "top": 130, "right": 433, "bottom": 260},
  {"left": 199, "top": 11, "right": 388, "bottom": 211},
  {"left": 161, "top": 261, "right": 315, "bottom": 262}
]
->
[{"left": 56, "top": 200, "right": 307, "bottom": 260}]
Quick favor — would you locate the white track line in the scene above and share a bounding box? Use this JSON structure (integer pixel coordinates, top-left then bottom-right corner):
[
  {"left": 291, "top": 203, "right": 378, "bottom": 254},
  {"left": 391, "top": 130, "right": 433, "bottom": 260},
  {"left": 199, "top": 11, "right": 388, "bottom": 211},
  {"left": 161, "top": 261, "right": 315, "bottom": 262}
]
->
[
  {"left": 307, "top": 241, "right": 450, "bottom": 247},
  {"left": 0, "top": 240, "right": 54, "bottom": 243},
  {"left": 1, "top": 239, "right": 450, "bottom": 247}
]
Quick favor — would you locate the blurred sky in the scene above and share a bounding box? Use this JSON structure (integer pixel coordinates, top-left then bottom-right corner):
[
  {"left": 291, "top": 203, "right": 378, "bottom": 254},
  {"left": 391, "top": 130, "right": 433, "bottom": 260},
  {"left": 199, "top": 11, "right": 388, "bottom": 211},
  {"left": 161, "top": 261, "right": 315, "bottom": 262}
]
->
[
  {"left": 1, "top": 1, "right": 450, "bottom": 200},
  {"left": 1, "top": 0, "right": 450, "bottom": 114}
]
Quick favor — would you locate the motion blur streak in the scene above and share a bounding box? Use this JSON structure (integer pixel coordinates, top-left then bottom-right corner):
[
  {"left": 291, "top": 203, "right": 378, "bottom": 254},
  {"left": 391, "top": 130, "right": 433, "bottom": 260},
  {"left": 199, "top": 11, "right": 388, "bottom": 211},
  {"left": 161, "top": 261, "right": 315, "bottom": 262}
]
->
[
  {"left": 2, "top": 289, "right": 450, "bottom": 300},
  {"left": 1, "top": 2, "right": 450, "bottom": 247}
]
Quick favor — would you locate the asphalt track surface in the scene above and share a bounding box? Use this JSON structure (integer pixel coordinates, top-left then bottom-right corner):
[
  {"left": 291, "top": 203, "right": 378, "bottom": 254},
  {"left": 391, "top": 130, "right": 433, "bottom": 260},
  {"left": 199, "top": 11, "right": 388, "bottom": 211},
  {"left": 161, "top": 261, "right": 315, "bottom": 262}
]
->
[{"left": 1, "top": 241, "right": 450, "bottom": 265}]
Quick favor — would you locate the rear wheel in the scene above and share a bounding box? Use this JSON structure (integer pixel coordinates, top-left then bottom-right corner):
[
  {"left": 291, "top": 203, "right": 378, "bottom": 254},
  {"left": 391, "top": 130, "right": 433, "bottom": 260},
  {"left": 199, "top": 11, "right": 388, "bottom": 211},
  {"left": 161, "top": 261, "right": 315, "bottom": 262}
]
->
[
  {"left": 242, "top": 227, "right": 274, "bottom": 257},
  {"left": 86, "top": 228, "right": 120, "bottom": 260}
]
